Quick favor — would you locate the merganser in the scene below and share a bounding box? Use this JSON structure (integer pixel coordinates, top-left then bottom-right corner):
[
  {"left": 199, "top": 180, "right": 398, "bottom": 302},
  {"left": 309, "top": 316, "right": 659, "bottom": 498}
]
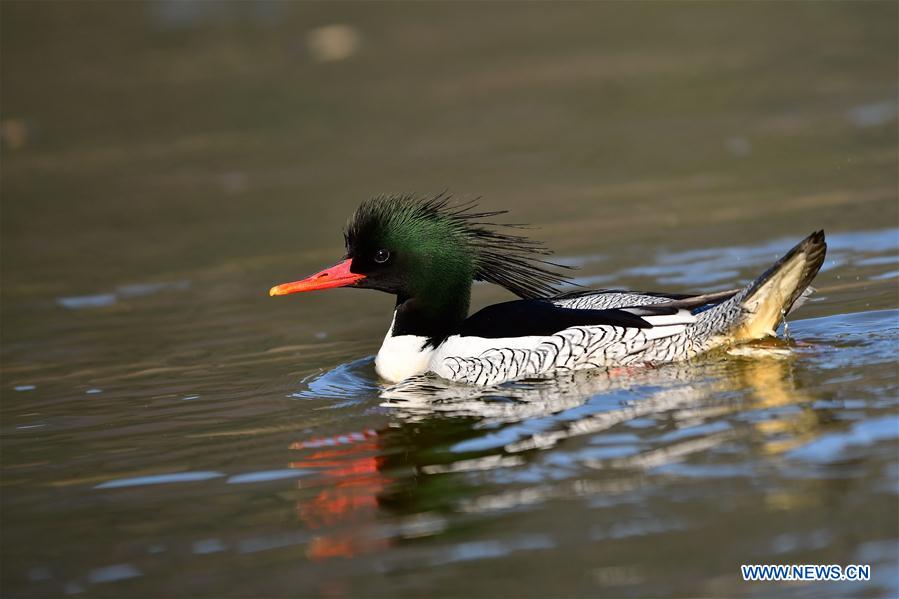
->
[{"left": 270, "top": 194, "right": 826, "bottom": 386}]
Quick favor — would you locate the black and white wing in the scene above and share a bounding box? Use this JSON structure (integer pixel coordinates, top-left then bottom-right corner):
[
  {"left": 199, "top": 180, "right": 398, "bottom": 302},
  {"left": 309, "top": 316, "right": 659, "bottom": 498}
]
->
[
  {"left": 550, "top": 288, "right": 740, "bottom": 311},
  {"left": 429, "top": 299, "right": 698, "bottom": 386}
]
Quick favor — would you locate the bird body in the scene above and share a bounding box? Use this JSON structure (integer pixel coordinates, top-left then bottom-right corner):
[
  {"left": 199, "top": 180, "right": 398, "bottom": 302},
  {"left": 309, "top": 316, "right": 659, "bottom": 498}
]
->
[{"left": 271, "top": 195, "right": 826, "bottom": 387}]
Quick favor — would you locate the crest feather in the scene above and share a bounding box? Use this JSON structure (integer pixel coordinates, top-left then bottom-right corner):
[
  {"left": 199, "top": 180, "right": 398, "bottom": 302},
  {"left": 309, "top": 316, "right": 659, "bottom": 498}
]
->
[{"left": 345, "top": 193, "right": 574, "bottom": 299}]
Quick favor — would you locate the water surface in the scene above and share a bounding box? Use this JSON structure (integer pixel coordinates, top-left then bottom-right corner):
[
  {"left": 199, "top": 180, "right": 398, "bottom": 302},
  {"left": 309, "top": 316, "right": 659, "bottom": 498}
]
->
[{"left": 2, "top": 3, "right": 897, "bottom": 597}]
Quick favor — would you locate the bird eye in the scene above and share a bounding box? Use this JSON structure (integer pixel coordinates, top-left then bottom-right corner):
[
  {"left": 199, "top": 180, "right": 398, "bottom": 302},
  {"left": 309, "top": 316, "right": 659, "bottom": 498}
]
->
[{"left": 374, "top": 249, "right": 390, "bottom": 264}]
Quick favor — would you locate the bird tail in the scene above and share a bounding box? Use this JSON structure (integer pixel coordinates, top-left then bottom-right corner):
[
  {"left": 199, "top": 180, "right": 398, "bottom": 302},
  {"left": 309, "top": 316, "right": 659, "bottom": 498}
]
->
[{"left": 728, "top": 230, "right": 827, "bottom": 341}]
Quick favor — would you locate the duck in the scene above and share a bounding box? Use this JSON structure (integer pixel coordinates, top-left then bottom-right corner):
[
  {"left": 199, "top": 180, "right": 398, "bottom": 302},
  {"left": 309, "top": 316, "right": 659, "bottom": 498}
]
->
[{"left": 270, "top": 194, "right": 826, "bottom": 386}]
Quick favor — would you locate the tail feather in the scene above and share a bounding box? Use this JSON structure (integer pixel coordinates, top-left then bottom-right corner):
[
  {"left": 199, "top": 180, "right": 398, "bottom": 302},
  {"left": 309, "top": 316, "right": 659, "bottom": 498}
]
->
[{"left": 732, "top": 230, "right": 826, "bottom": 341}]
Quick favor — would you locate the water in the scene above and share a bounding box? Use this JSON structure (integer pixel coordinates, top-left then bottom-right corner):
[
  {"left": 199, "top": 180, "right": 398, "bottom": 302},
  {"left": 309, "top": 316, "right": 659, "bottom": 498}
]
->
[{"left": 2, "top": 3, "right": 897, "bottom": 597}]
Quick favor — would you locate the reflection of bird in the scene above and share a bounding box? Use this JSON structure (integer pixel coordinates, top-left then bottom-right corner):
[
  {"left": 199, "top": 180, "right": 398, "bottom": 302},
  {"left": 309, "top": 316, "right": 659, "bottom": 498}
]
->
[
  {"left": 271, "top": 194, "right": 826, "bottom": 386},
  {"left": 380, "top": 365, "right": 691, "bottom": 422}
]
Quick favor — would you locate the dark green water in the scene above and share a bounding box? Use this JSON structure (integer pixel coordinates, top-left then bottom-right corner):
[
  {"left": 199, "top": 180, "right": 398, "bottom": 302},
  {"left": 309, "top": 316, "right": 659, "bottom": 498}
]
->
[{"left": 2, "top": 3, "right": 897, "bottom": 597}]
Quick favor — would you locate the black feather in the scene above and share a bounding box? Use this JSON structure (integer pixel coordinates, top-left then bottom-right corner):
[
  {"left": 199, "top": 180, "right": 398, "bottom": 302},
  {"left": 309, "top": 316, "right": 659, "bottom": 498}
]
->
[{"left": 459, "top": 299, "right": 653, "bottom": 339}]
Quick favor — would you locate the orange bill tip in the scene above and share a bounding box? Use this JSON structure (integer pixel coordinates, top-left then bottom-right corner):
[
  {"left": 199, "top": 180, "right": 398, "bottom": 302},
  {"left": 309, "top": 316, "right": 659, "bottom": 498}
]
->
[{"left": 269, "top": 258, "right": 365, "bottom": 296}]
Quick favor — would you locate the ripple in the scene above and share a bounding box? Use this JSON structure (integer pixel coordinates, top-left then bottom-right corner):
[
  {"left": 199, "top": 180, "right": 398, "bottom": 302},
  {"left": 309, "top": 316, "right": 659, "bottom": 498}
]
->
[
  {"left": 429, "top": 534, "right": 555, "bottom": 566},
  {"left": 787, "top": 415, "right": 899, "bottom": 464},
  {"left": 87, "top": 563, "right": 141, "bottom": 584},
  {"left": 56, "top": 294, "right": 117, "bottom": 309},
  {"left": 291, "top": 356, "right": 378, "bottom": 403},
  {"left": 192, "top": 539, "right": 226, "bottom": 555},
  {"left": 560, "top": 227, "right": 899, "bottom": 291},
  {"left": 237, "top": 531, "right": 309, "bottom": 555},
  {"left": 56, "top": 280, "right": 191, "bottom": 310},
  {"left": 95, "top": 471, "right": 224, "bottom": 489},
  {"left": 226, "top": 469, "right": 311, "bottom": 484}
]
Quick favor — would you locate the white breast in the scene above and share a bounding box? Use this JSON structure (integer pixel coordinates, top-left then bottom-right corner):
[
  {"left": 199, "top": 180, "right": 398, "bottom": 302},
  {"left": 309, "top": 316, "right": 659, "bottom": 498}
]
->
[{"left": 374, "top": 312, "right": 433, "bottom": 383}]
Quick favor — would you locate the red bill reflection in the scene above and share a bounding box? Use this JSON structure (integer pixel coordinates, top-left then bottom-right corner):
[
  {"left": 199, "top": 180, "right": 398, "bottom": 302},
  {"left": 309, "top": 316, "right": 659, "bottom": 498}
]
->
[{"left": 289, "top": 428, "right": 391, "bottom": 560}]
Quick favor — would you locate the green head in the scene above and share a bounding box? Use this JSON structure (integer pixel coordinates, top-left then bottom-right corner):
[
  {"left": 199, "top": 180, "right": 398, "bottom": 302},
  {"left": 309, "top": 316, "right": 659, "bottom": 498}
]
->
[{"left": 270, "top": 193, "right": 571, "bottom": 339}]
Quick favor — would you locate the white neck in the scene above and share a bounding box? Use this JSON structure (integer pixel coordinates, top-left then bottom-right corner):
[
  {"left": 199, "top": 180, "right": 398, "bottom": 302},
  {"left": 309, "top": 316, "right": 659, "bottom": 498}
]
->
[{"left": 374, "top": 311, "right": 434, "bottom": 383}]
